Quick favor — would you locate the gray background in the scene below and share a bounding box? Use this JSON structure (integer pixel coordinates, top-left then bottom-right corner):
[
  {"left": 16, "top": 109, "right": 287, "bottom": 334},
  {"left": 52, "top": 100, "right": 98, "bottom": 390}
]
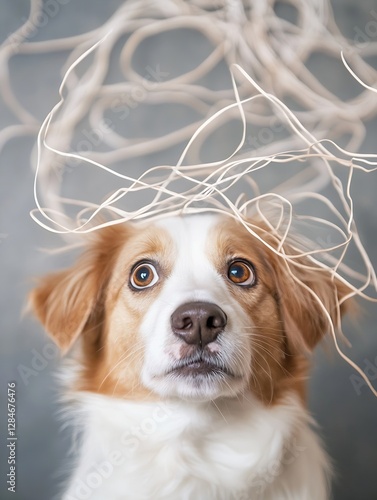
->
[{"left": 1, "top": 1, "right": 377, "bottom": 499}]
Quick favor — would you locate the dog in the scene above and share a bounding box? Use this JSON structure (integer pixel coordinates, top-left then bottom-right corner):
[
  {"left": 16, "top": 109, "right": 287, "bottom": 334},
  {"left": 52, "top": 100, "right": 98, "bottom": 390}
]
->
[{"left": 30, "top": 214, "right": 351, "bottom": 499}]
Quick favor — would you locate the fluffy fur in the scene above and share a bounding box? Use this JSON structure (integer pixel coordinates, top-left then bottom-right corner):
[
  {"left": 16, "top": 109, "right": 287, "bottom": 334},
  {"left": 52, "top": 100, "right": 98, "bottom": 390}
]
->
[{"left": 30, "top": 214, "right": 351, "bottom": 499}]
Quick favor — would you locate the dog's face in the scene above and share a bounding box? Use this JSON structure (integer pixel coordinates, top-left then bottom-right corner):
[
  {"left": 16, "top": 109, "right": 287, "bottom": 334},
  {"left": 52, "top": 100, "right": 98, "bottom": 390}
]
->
[{"left": 30, "top": 215, "right": 350, "bottom": 403}]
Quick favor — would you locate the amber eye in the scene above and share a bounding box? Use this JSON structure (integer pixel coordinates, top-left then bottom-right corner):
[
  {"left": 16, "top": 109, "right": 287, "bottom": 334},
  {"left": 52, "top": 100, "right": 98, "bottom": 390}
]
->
[
  {"left": 130, "top": 262, "right": 159, "bottom": 290},
  {"left": 227, "top": 260, "right": 256, "bottom": 287}
]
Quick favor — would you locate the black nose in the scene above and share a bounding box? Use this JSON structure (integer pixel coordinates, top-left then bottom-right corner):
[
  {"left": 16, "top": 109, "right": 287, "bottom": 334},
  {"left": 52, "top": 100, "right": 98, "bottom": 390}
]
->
[{"left": 171, "top": 301, "right": 227, "bottom": 347}]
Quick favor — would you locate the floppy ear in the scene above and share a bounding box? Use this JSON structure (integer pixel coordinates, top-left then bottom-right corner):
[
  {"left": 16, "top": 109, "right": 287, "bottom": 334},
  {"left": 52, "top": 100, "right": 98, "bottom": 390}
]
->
[
  {"left": 270, "top": 254, "right": 353, "bottom": 352},
  {"left": 30, "top": 263, "right": 100, "bottom": 353},
  {"left": 29, "top": 224, "right": 129, "bottom": 353}
]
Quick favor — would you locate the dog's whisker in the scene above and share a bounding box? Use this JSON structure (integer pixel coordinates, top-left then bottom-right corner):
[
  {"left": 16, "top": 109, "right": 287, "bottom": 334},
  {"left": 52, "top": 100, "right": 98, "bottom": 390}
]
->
[
  {"left": 98, "top": 343, "right": 145, "bottom": 390},
  {"left": 211, "top": 399, "right": 228, "bottom": 424}
]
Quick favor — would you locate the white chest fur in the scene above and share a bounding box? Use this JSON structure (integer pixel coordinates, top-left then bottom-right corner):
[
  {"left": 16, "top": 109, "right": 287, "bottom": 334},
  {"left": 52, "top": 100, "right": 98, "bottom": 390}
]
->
[{"left": 62, "top": 393, "right": 330, "bottom": 500}]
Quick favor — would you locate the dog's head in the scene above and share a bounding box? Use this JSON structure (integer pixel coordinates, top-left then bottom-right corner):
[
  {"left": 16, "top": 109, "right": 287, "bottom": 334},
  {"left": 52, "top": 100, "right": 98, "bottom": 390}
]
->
[{"left": 30, "top": 215, "right": 351, "bottom": 403}]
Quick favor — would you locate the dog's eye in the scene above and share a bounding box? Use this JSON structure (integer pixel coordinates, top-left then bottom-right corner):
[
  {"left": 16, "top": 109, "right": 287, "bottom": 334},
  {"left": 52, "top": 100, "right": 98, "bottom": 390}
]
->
[
  {"left": 227, "top": 260, "right": 256, "bottom": 287},
  {"left": 130, "top": 263, "right": 159, "bottom": 290}
]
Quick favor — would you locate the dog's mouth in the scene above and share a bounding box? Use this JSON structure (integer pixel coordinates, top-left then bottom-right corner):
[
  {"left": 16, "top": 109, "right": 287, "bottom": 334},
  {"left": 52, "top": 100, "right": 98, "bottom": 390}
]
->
[{"left": 167, "top": 353, "right": 235, "bottom": 378}]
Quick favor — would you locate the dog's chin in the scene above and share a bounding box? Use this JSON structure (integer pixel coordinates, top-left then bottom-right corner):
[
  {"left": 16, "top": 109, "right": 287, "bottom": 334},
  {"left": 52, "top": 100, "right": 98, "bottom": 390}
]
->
[{"left": 144, "top": 367, "right": 247, "bottom": 402}]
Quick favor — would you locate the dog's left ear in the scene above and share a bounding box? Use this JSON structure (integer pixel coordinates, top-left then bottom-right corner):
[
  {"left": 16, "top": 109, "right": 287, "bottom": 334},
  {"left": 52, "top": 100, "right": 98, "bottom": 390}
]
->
[
  {"left": 29, "top": 224, "right": 129, "bottom": 353},
  {"left": 270, "top": 253, "right": 354, "bottom": 352}
]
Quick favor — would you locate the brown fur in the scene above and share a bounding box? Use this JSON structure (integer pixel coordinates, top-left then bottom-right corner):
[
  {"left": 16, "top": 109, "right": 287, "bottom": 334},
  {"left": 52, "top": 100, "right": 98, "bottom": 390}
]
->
[
  {"left": 214, "top": 218, "right": 352, "bottom": 404},
  {"left": 30, "top": 222, "right": 173, "bottom": 400}
]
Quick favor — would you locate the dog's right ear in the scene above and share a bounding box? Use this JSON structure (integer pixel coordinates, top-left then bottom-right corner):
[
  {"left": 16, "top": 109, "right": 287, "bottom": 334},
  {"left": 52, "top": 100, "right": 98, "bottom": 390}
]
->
[
  {"left": 29, "top": 263, "right": 99, "bottom": 353},
  {"left": 29, "top": 224, "right": 129, "bottom": 353}
]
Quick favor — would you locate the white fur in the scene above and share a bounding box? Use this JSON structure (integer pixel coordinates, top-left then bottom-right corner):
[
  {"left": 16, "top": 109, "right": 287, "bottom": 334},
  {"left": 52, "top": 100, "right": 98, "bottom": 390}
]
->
[{"left": 62, "top": 392, "right": 330, "bottom": 500}]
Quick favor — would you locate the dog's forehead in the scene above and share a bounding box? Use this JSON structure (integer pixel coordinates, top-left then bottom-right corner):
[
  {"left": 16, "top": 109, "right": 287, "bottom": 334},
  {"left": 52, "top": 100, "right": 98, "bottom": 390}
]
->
[
  {"left": 118, "top": 214, "right": 265, "bottom": 268},
  {"left": 154, "top": 214, "right": 220, "bottom": 258}
]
